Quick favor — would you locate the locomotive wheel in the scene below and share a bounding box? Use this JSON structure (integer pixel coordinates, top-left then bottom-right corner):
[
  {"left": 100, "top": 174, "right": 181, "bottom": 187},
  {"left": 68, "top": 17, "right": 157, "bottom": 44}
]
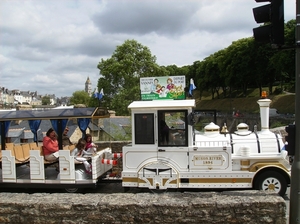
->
[
  {"left": 254, "top": 171, "right": 287, "bottom": 196},
  {"left": 64, "top": 188, "right": 80, "bottom": 193}
]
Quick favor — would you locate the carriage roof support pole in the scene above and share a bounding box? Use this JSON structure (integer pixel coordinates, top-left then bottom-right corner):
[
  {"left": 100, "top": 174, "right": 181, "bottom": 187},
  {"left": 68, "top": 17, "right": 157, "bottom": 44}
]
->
[
  {"left": 0, "top": 121, "right": 5, "bottom": 150},
  {"left": 57, "top": 119, "right": 63, "bottom": 150}
]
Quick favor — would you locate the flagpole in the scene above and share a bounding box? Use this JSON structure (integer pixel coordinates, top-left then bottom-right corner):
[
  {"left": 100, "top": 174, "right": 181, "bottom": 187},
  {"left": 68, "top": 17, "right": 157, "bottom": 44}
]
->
[
  {"left": 93, "top": 88, "right": 101, "bottom": 107},
  {"left": 189, "top": 78, "right": 196, "bottom": 98}
]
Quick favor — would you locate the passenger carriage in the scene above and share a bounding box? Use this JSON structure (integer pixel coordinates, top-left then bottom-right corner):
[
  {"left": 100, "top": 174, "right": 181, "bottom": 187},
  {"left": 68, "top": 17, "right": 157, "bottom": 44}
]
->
[{"left": 0, "top": 107, "right": 114, "bottom": 192}]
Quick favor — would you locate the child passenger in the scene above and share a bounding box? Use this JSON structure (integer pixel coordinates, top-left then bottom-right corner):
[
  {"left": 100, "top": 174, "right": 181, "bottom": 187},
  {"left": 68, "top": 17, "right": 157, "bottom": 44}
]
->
[
  {"left": 84, "top": 134, "right": 97, "bottom": 154},
  {"left": 71, "top": 138, "right": 92, "bottom": 174}
]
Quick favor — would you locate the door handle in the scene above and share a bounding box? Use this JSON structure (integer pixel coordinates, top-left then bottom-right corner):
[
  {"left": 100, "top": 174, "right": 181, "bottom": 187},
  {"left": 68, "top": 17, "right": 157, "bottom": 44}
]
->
[{"left": 158, "top": 149, "right": 165, "bottom": 152}]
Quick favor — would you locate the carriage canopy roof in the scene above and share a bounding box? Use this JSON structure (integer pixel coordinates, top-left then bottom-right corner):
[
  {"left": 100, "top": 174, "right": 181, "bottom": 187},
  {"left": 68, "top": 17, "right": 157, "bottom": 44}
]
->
[{"left": 0, "top": 107, "right": 109, "bottom": 121}]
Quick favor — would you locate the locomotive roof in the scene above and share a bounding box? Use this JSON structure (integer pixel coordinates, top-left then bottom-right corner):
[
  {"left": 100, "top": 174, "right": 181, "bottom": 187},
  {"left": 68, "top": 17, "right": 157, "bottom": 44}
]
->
[
  {"left": 128, "top": 99, "right": 195, "bottom": 109},
  {"left": 0, "top": 107, "right": 109, "bottom": 121}
]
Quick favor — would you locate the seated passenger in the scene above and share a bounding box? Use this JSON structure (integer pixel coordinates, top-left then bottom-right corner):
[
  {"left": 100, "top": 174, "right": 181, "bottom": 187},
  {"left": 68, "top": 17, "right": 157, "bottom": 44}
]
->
[
  {"left": 84, "top": 134, "right": 97, "bottom": 155},
  {"left": 62, "top": 126, "right": 73, "bottom": 146},
  {"left": 71, "top": 138, "right": 92, "bottom": 174},
  {"left": 43, "top": 128, "right": 59, "bottom": 162}
]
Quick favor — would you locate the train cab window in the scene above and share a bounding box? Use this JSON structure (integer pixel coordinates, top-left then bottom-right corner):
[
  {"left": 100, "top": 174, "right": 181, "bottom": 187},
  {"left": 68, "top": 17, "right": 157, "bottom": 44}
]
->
[
  {"left": 134, "top": 114, "right": 154, "bottom": 144},
  {"left": 158, "top": 110, "right": 188, "bottom": 147}
]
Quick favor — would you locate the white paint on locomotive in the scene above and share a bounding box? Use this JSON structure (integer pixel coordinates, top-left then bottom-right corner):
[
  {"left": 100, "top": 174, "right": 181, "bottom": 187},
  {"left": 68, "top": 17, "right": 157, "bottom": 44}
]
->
[{"left": 122, "top": 96, "right": 291, "bottom": 196}]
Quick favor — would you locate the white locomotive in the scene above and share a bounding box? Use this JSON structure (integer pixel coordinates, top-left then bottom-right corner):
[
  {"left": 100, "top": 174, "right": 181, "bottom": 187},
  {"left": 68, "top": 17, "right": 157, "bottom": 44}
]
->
[{"left": 122, "top": 95, "right": 290, "bottom": 196}]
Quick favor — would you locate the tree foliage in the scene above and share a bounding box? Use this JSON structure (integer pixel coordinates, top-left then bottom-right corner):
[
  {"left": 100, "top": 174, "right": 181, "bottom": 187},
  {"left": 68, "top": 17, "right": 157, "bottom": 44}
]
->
[
  {"left": 94, "top": 20, "right": 295, "bottom": 115},
  {"left": 97, "top": 39, "right": 168, "bottom": 115},
  {"left": 192, "top": 19, "right": 295, "bottom": 99},
  {"left": 70, "top": 90, "right": 90, "bottom": 106},
  {"left": 41, "top": 96, "right": 51, "bottom": 105}
]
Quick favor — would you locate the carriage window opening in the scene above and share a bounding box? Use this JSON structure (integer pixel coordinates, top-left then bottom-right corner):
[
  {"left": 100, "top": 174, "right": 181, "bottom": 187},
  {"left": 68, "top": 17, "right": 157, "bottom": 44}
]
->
[
  {"left": 158, "top": 110, "right": 188, "bottom": 147},
  {"left": 134, "top": 114, "right": 154, "bottom": 144}
]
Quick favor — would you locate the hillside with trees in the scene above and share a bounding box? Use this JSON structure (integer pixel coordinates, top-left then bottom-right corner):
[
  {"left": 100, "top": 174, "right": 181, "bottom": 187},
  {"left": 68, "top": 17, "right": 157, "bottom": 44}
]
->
[{"left": 92, "top": 20, "right": 295, "bottom": 116}]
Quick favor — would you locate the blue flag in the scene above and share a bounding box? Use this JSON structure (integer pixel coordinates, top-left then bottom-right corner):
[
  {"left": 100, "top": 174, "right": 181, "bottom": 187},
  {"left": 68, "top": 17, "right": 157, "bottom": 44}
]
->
[
  {"left": 93, "top": 89, "right": 99, "bottom": 99},
  {"left": 189, "top": 78, "right": 196, "bottom": 96},
  {"left": 94, "top": 88, "right": 104, "bottom": 100},
  {"left": 99, "top": 88, "right": 104, "bottom": 100}
]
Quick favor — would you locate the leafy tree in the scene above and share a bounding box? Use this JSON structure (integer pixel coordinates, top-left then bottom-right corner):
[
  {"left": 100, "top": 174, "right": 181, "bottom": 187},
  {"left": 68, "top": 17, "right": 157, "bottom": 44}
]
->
[
  {"left": 269, "top": 19, "right": 296, "bottom": 92},
  {"left": 70, "top": 90, "right": 90, "bottom": 106},
  {"left": 94, "top": 21, "right": 295, "bottom": 108},
  {"left": 88, "top": 90, "right": 103, "bottom": 108},
  {"left": 97, "top": 39, "right": 168, "bottom": 115},
  {"left": 224, "top": 38, "right": 257, "bottom": 96},
  {"left": 41, "top": 96, "right": 51, "bottom": 105},
  {"left": 192, "top": 20, "right": 295, "bottom": 99}
]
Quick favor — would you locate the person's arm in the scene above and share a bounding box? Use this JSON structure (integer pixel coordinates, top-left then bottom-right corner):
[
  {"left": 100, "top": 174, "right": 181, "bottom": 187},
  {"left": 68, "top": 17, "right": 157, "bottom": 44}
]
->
[
  {"left": 70, "top": 148, "right": 78, "bottom": 156},
  {"left": 43, "top": 138, "right": 58, "bottom": 153},
  {"left": 91, "top": 142, "right": 98, "bottom": 148}
]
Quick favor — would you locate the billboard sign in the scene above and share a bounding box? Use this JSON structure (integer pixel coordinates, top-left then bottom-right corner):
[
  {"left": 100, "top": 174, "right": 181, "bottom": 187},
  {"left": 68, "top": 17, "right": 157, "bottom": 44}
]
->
[{"left": 140, "top": 76, "right": 185, "bottom": 100}]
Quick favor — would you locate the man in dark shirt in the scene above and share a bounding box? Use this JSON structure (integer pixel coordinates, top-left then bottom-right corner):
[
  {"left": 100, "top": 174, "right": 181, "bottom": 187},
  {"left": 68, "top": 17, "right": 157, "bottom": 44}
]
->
[{"left": 62, "top": 127, "right": 73, "bottom": 146}]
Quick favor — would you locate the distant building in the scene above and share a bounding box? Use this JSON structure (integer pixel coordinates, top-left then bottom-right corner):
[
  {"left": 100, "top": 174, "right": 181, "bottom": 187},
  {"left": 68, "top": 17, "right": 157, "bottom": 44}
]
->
[
  {"left": 0, "top": 85, "right": 73, "bottom": 108},
  {"left": 47, "top": 94, "right": 57, "bottom": 105},
  {"left": 85, "top": 77, "right": 92, "bottom": 97},
  {"left": 57, "top": 96, "right": 71, "bottom": 106},
  {"left": 0, "top": 88, "right": 14, "bottom": 108}
]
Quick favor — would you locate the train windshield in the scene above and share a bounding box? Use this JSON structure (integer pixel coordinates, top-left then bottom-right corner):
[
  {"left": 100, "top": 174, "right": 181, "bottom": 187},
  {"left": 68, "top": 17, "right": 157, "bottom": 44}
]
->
[{"left": 158, "top": 110, "right": 188, "bottom": 147}]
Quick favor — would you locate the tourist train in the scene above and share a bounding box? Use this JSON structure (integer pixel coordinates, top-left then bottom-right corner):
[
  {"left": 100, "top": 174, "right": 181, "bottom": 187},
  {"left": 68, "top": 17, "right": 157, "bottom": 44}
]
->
[
  {"left": 121, "top": 92, "right": 290, "bottom": 196},
  {"left": 0, "top": 79, "right": 291, "bottom": 195}
]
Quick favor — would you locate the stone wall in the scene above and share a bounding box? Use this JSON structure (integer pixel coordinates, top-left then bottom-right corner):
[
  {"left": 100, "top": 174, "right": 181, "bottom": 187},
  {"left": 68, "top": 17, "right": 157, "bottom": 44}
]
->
[
  {"left": 96, "top": 141, "right": 129, "bottom": 152},
  {"left": 0, "top": 191, "right": 286, "bottom": 223}
]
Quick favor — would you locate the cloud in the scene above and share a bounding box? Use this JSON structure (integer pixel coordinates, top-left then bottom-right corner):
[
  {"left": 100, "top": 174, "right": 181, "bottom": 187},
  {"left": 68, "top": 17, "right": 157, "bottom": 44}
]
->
[
  {"left": 92, "top": 0, "right": 198, "bottom": 36},
  {"left": 0, "top": 0, "right": 296, "bottom": 98},
  {"left": 10, "top": 46, "right": 50, "bottom": 62}
]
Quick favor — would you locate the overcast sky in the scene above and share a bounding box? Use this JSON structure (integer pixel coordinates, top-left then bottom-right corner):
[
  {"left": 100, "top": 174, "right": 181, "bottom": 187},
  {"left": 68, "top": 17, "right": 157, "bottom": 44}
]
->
[{"left": 0, "top": 0, "right": 296, "bottom": 98}]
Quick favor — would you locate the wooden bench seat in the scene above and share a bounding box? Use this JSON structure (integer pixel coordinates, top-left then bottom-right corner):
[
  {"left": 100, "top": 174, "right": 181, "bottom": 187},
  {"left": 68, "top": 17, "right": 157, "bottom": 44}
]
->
[
  {"left": 7, "top": 143, "right": 38, "bottom": 164},
  {"left": 22, "top": 144, "right": 31, "bottom": 161},
  {"left": 1, "top": 142, "right": 60, "bottom": 166},
  {"left": 1, "top": 142, "right": 77, "bottom": 166},
  {"left": 6, "top": 143, "right": 14, "bottom": 150},
  {"left": 29, "top": 142, "right": 39, "bottom": 150},
  {"left": 13, "top": 145, "right": 30, "bottom": 163},
  {"left": 2, "top": 143, "right": 27, "bottom": 165}
]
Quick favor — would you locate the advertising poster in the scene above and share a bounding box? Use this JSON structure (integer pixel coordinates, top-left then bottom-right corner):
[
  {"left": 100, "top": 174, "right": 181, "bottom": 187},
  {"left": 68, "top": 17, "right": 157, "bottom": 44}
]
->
[{"left": 140, "top": 76, "right": 185, "bottom": 100}]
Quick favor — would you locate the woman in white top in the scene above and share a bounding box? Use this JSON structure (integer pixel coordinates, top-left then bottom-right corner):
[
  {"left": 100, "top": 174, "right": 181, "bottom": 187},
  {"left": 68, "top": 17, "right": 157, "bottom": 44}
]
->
[{"left": 71, "top": 138, "right": 92, "bottom": 174}]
